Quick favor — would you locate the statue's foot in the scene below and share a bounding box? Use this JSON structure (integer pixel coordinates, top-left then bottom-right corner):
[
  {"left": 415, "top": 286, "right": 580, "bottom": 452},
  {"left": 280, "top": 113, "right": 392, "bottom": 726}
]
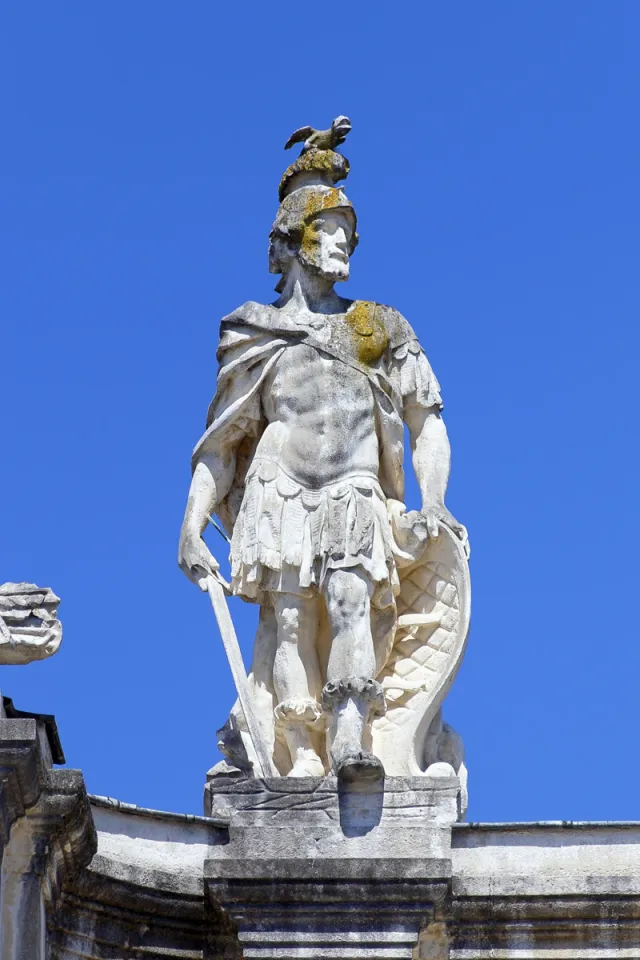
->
[
  {"left": 336, "top": 751, "right": 384, "bottom": 784},
  {"left": 289, "top": 750, "right": 325, "bottom": 778},
  {"left": 275, "top": 698, "right": 324, "bottom": 777}
]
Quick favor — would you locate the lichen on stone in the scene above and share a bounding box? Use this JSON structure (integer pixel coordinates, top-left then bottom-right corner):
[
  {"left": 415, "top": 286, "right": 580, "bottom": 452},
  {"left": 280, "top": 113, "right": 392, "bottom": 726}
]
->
[
  {"left": 345, "top": 301, "right": 389, "bottom": 365},
  {"left": 279, "top": 148, "right": 350, "bottom": 202}
]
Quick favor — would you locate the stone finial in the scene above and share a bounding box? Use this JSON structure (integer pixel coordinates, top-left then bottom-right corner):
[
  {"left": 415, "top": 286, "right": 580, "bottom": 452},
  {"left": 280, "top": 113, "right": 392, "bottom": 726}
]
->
[{"left": 0, "top": 583, "right": 62, "bottom": 664}]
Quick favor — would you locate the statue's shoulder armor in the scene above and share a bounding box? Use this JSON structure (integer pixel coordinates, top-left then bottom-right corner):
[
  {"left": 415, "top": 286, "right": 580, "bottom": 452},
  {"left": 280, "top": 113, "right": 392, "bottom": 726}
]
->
[
  {"left": 373, "top": 303, "right": 417, "bottom": 349},
  {"left": 220, "top": 300, "right": 276, "bottom": 332},
  {"left": 353, "top": 302, "right": 417, "bottom": 350},
  {"left": 216, "top": 302, "right": 287, "bottom": 364}
]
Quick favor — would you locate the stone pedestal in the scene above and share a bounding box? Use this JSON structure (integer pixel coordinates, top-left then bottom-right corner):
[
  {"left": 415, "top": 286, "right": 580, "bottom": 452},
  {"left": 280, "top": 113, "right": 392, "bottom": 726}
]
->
[{"left": 205, "top": 770, "right": 460, "bottom": 959}]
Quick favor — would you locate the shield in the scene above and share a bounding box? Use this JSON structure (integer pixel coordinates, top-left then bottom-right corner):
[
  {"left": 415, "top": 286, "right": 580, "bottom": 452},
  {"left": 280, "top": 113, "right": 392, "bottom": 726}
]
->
[{"left": 371, "top": 524, "right": 471, "bottom": 776}]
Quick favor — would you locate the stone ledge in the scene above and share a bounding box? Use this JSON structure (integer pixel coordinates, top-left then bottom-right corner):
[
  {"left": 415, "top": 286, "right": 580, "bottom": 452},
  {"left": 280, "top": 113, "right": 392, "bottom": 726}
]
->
[
  {"left": 47, "top": 798, "right": 640, "bottom": 959},
  {"left": 90, "top": 792, "right": 228, "bottom": 827}
]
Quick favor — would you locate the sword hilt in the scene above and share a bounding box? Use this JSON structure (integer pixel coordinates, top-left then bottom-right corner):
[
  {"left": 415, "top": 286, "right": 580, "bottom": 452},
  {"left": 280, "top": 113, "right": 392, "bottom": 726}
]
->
[{"left": 198, "top": 570, "right": 231, "bottom": 596}]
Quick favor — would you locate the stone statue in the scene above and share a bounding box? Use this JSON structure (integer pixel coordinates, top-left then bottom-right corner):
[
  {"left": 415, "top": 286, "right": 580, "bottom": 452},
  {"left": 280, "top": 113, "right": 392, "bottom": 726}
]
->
[
  {"left": 0, "top": 583, "right": 62, "bottom": 664},
  {"left": 179, "top": 118, "right": 470, "bottom": 789}
]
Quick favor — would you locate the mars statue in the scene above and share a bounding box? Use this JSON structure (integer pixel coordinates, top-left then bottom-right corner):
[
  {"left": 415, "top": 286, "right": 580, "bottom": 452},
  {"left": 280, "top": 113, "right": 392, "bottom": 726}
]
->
[{"left": 178, "top": 117, "right": 471, "bottom": 790}]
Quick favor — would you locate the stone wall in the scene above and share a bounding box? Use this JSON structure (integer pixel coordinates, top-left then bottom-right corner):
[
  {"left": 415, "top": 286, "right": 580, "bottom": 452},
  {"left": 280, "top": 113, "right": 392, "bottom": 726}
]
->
[
  {"left": 1, "top": 715, "right": 638, "bottom": 958},
  {"left": 50, "top": 794, "right": 640, "bottom": 959}
]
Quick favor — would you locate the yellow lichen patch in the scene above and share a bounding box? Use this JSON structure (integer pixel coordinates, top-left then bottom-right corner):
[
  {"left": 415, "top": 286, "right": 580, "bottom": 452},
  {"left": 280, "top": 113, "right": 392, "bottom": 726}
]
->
[
  {"left": 300, "top": 218, "right": 319, "bottom": 259},
  {"left": 278, "top": 149, "right": 350, "bottom": 201},
  {"left": 345, "top": 301, "right": 389, "bottom": 365},
  {"left": 302, "top": 187, "right": 344, "bottom": 220},
  {"left": 299, "top": 188, "right": 353, "bottom": 258},
  {"left": 297, "top": 149, "right": 344, "bottom": 175}
]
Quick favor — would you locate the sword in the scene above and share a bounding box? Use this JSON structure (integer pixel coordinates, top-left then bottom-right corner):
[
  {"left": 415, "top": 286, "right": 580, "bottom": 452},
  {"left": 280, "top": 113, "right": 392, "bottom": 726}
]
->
[{"left": 200, "top": 571, "right": 278, "bottom": 779}]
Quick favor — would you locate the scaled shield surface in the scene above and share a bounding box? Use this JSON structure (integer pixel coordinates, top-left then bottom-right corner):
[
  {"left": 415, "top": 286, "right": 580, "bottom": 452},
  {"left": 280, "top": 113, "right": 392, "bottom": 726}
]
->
[{"left": 372, "top": 524, "right": 471, "bottom": 775}]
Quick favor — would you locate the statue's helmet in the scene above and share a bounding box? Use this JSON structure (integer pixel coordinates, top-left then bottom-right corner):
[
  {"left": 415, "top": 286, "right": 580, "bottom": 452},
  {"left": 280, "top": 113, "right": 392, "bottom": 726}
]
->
[{"left": 268, "top": 147, "right": 359, "bottom": 281}]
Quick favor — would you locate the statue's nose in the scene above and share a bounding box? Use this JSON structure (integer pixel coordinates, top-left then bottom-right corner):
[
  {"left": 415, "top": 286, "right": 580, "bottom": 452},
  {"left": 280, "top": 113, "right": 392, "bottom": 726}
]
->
[{"left": 335, "top": 228, "right": 348, "bottom": 252}]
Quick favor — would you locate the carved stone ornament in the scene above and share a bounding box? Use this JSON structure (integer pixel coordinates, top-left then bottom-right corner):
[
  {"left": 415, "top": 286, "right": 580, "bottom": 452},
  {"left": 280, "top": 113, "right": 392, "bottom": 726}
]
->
[{"left": 0, "top": 583, "right": 62, "bottom": 664}]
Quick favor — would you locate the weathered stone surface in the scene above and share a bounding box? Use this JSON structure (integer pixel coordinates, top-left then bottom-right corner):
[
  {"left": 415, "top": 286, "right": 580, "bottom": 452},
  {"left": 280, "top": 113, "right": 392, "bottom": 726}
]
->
[
  {"left": 48, "top": 797, "right": 237, "bottom": 960},
  {"left": 206, "top": 771, "right": 460, "bottom": 833},
  {"left": 0, "top": 582, "right": 62, "bottom": 663},
  {"left": 0, "top": 718, "right": 45, "bottom": 853},
  {"left": 40, "top": 793, "right": 640, "bottom": 959},
  {"left": 449, "top": 821, "right": 640, "bottom": 957},
  {"left": 203, "top": 774, "right": 457, "bottom": 959},
  {"left": 0, "top": 700, "right": 95, "bottom": 960},
  {"left": 178, "top": 118, "right": 470, "bottom": 786}
]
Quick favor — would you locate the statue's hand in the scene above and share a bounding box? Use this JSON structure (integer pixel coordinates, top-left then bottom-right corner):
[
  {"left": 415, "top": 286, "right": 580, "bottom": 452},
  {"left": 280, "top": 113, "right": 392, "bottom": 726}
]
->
[
  {"left": 178, "top": 527, "right": 220, "bottom": 592},
  {"left": 421, "top": 504, "right": 470, "bottom": 558}
]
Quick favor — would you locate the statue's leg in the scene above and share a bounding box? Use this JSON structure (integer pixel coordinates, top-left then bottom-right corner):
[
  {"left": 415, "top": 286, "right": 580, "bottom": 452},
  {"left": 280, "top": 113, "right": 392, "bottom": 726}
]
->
[
  {"left": 324, "top": 568, "right": 375, "bottom": 680},
  {"left": 321, "top": 569, "right": 386, "bottom": 781},
  {"left": 271, "top": 592, "right": 324, "bottom": 777}
]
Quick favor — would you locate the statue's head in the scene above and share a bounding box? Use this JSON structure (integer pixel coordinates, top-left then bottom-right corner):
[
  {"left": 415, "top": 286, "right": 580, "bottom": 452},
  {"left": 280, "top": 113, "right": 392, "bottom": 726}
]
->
[
  {"left": 269, "top": 184, "right": 358, "bottom": 289},
  {"left": 269, "top": 128, "right": 358, "bottom": 291}
]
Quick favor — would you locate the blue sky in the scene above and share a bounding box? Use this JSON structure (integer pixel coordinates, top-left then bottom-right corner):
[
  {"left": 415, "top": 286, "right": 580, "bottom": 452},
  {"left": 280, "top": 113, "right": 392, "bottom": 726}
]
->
[{"left": 2, "top": 1, "right": 639, "bottom": 820}]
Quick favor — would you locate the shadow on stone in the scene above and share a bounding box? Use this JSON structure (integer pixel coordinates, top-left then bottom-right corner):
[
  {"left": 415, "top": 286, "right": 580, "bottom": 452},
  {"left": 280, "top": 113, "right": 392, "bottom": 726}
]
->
[{"left": 337, "top": 774, "right": 385, "bottom": 837}]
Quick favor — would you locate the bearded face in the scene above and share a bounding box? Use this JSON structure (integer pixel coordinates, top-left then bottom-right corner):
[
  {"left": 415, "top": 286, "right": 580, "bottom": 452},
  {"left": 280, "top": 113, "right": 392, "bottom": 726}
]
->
[{"left": 297, "top": 210, "right": 353, "bottom": 282}]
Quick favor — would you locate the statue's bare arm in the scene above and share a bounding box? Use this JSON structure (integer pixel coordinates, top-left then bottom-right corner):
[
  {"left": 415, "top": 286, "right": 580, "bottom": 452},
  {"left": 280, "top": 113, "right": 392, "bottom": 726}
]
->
[
  {"left": 178, "top": 435, "right": 240, "bottom": 589},
  {"left": 405, "top": 404, "right": 467, "bottom": 544}
]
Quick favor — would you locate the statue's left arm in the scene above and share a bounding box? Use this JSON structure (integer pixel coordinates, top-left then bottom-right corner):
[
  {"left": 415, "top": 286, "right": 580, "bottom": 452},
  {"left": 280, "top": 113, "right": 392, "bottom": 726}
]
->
[
  {"left": 404, "top": 404, "right": 465, "bottom": 542},
  {"left": 389, "top": 326, "right": 467, "bottom": 548}
]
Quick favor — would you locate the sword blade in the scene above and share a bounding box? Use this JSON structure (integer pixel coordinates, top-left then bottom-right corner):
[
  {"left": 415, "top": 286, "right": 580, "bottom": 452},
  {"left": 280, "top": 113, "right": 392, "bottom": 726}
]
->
[{"left": 205, "top": 575, "right": 277, "bottom": 778}]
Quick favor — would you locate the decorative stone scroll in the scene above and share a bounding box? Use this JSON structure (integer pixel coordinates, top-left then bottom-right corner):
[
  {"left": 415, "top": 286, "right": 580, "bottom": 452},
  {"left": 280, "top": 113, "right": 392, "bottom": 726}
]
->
[{"left": 0, "top": 582, "right": 62, "bottom": 664}]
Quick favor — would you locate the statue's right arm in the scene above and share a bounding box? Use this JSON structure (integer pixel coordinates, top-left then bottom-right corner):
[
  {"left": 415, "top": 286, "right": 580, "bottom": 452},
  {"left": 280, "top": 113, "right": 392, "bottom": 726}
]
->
[{"left": 178, "top": 446, "right": 237, "bottom": 590}]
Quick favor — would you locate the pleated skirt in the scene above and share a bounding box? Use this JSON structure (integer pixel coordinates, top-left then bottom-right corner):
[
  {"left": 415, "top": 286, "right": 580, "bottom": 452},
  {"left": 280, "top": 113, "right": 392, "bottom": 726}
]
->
[{"left": 230, "top": 458, "right": 398, "bottom": 601}]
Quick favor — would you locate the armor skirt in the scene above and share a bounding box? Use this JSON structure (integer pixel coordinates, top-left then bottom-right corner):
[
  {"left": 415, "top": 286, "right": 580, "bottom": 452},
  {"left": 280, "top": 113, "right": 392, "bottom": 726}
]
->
[{"left": 230, "top": 458, "right": 398, "bottom": 601}]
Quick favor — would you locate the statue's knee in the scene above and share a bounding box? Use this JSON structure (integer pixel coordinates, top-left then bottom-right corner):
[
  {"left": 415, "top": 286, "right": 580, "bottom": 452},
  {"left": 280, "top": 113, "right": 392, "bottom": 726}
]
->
[
  {"left": 274, "top": 602, "right": 300, "bottom": 639},
  {"left": 327, "top": 569, "right": 370, "bottom": 619}
]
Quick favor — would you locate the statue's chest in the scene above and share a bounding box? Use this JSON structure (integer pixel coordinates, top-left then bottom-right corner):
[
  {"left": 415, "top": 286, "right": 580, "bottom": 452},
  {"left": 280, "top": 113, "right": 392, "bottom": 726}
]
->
[
  {"left": 265, "top": 344, "right": 374, "bottom": 424},
  {"left": 327, "top": 301, "right": 390, "bottom": 367}
]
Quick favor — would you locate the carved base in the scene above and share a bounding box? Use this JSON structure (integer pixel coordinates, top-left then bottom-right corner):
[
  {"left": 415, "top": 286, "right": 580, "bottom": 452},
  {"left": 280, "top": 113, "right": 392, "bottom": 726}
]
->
[{"left": 205, "top": 771, "right": 459, "bottom": 959}]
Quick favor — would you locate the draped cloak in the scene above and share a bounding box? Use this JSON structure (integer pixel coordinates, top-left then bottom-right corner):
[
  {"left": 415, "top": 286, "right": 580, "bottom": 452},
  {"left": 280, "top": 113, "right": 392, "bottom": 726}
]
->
[{"left": 192, "top": 300, "right": 443, "bottom": 606}]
